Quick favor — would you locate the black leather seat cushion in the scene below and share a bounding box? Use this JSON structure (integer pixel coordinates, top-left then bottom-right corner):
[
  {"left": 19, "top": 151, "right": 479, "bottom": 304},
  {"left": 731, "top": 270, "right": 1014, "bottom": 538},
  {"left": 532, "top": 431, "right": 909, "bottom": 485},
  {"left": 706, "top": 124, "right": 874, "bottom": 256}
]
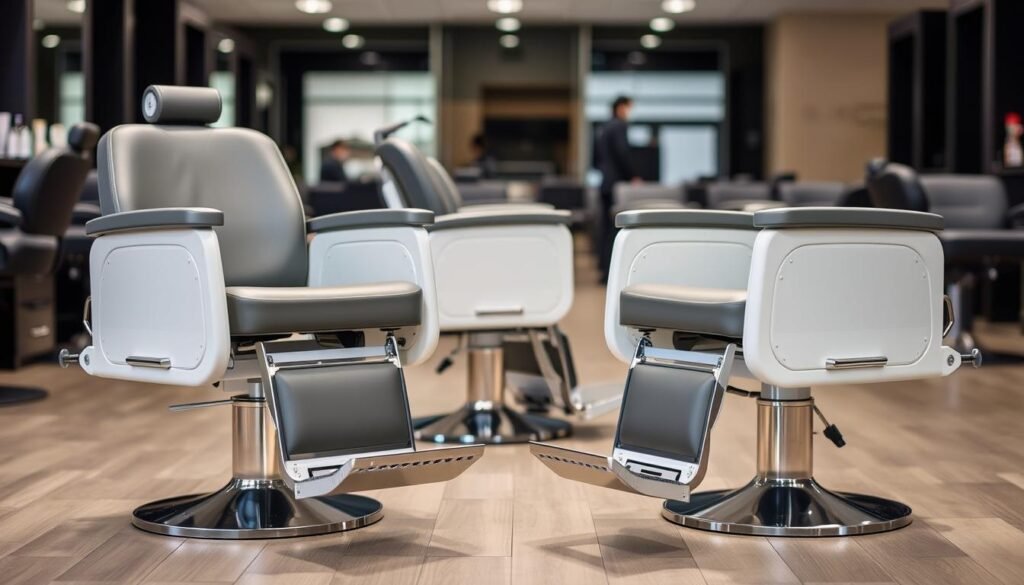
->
[
  {"left": 940, "top": 230, "right": 1024, "bottom": 261},
  {"left": 620, "top": 284, "right": 746, "bottom": 339},
  {"left": 226, "top": 282, "right": 422, "bottom": 336}
]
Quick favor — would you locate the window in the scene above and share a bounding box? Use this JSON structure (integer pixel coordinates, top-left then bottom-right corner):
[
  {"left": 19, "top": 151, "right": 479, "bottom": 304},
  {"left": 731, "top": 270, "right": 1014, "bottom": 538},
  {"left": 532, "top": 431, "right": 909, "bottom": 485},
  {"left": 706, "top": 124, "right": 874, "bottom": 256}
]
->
[{"left": 303, "top": 71, "right": 435, "bottom": 184}]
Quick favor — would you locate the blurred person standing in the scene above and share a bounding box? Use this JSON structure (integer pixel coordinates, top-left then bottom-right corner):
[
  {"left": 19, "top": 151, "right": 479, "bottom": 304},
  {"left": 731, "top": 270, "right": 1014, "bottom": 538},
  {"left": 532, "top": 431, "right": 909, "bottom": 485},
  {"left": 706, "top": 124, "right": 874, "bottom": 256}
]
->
[
  {"left": 595, "top": 95, "right": 640, "bottom": 282},
  {"left": 320, "top": 139, "right": 351, "bottom": 184}
]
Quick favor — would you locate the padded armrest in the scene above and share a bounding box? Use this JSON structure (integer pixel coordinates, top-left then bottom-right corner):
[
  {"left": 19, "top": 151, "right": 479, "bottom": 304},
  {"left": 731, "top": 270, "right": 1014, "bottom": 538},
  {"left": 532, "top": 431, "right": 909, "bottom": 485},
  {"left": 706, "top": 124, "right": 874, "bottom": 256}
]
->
[
  {"left": 753, "top": 207, "right": 944, "bottom": 231},
  {"left": 1009, "top": 203, "right": 1024, "bottom": 228},
  {"left": 0, "top": 202, "right": 22, "bottom": 228},
  {"left": 616, "top": 209, "right": 756, "bottom": 229},
  {"left": 308, "top": 208, "right": 434, "bottom": 233},
  {"left": 86, "top": 207, "right": 224, "bottom": 236},
  {"left": 428, "top": 209, "right": 571, "bottom": 232},
  {"left": 71, "top": 202, "right": 102, "bottom": 225}
]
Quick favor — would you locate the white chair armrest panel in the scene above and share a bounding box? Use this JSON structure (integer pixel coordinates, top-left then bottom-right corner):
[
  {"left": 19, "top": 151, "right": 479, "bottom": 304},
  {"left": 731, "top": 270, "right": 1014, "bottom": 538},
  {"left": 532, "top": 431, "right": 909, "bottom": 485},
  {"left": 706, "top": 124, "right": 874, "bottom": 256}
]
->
[
  {"left": 81, "top": 227, "right": 230, "bottom": 386},
  {"left": 604, "top": 226, "right": 756, "bottom": 362},
  {"left": 743, "top": 228, "right": 961, "bottom": 386},
  {"left": 308, "top": 226, "right": 438, "bottom": 366},
  {"left": 429, "top": 222, "right": 573, "bottom": 330}
]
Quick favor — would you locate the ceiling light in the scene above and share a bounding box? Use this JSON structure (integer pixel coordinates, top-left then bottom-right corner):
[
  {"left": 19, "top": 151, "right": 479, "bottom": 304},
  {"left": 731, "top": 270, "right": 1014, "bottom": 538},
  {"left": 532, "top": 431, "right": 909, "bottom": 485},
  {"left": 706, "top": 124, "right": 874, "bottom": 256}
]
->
[
  {"left": 487, "top": 0, "right": 523, "bottom": 15},
  {"left": 360, "top": 51, "right": 381, "bottom": 66},
  {"left": 496, "top": 17, "right": 521, "bottom": 32},
  {"left": 661, "top": 0, "right": 695, "bottom": 14},
  {"left": 323, "top": 17, "right": 349, "bottom": 32},
  {"left": 41, "top": 34, "right": 61, "bottom": 49},
  {"left": 627, "top": 51, "right": 646, "bottom": 66},
  {"left": 217, "top": 38, "right": 235, "bottom": 54},
  {"left": 66, "top": 0, "right": 86, "bottom": 14},
  {"left": 650, "top": 17, "right": 675, "bottom": 32},
  {"left": 342, "top": 34, "right": 365, "bottom": 49},
  {"left": 499, "top": 34, "right": 520, "bottom": 49},
  {"left": 295, "top": 0, "right": 332, "bottom": 14},
  {"left": 640, "top": 34, "right": 661, "bottom": 49}
]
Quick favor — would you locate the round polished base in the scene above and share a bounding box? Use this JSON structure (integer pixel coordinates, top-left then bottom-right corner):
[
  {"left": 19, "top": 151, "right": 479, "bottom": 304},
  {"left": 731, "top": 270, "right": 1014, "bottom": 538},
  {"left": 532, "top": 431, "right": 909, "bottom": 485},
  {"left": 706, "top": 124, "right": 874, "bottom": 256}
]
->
[
  {"left": 132, "top": 478, "right": 383, "bottom": 539},
  {"left": 414, "top": 402, "right": 572, "bottom": 444},
  {"left": 0, "top": 386, "right": 48, "bottom": 406},
  {"left": 663, "top": 477, "right": 912, "bottom": 537}
]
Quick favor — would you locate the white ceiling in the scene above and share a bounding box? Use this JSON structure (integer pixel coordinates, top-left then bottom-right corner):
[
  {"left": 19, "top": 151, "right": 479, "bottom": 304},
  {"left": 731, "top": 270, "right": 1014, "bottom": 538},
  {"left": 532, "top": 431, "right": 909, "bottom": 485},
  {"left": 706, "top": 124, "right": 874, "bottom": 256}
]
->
[{"left": 35, "top": 0, "right": 948, "bottom": 27}]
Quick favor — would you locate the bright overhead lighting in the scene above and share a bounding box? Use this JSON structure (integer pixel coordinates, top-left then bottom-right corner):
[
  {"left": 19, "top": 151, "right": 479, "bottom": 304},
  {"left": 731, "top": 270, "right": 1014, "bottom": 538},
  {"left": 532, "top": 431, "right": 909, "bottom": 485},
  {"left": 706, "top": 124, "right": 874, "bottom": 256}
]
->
[
  {"left": 496, "top": 17, "right": 521, "bottom": 32},
  {"left": 650, "top": 17, "right": 675, "bottom": 32},
  {"left": 295, "top": 0, "right": 332, "bottom": 14},
  {"left": 342, "top": 34, "right": 365, "bottom": 49},
  {"left": 41, "top": 34, "right": 61, "bottom": 49},
  {"left": 66, "top": 0, "right": 86, "bottom": 14},
  {"left": 217, "top": 38, "right": 235, "bottom": 53},
  {"left": 661, "top": 0, "right": 695, "bottom": 14},
  {"left": 487, "top": 0, "right": 523, "bottom": 15},
  {"left": 640, "top": 34, "right": 661, "bottom": 49},
  {"left": 323, "top": 17, "right": 349, "bottom": 32},
  {"left": 499, "top": 34, "right": 520, "bottom": 49}
]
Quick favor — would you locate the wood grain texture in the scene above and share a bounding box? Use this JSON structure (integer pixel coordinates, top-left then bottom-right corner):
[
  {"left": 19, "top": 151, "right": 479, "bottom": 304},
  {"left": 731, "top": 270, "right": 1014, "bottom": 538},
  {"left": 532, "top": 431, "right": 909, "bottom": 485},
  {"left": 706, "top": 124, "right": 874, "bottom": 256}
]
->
[{"left": 0, "top": 253, "right": 1020, "bottom": 584}]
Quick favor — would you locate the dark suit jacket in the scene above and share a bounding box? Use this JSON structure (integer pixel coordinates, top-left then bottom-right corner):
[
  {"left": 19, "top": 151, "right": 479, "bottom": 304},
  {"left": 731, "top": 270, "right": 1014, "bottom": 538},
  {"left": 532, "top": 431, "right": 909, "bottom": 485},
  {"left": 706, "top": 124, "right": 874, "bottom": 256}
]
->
[
  {"left": 596, "top": 117, "right": 636, "bottom": 194},
  {"left": 319, "top": 158, "right": 349, "bottom": 184}
]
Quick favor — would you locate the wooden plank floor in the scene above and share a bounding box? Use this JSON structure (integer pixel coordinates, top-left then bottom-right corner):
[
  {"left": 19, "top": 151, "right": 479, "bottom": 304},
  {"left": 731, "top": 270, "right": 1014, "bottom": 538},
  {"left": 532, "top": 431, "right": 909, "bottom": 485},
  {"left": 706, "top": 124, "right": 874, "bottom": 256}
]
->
[{"left": 1, "top": 252, "right": 1024, "bottom": 584}]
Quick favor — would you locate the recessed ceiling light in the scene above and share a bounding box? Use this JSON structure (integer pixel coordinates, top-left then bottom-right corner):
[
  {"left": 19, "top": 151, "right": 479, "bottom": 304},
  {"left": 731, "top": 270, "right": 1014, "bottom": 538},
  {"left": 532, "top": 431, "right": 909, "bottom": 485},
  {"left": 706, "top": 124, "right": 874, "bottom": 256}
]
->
[
  {"left": 323, "top": 17, "right": 349, "bottom": 32},
  {"left": 66, "top": 0, "right": 86, "bottom": 14},
  {"left": 295, "top": 0, "right": 332, "bottom": 14},
  {"left": 627, "top": 51, "right": 647, "bottom": 66},
  {"left": 487, "top": 0, "right": 523, "bottom": 15},
  {"left": 41, "top": 34, "right": 61, "bottom": 49},
  {"left": 217, "top": 38, "right": 235, "bottom": 54},
  {"left": 661, "top": 0, "right": 695, "bottom": 14},
  {"left": 496, "top": 17, "right": 521, "bottom": 32},
  {"left": 640, "top": 34, "right": 661, "bottom": 49},
  {"left": 650, "top": 17, "right": 675, "bottom": 32},
  {"left": 360, "top": 51, "right": 381, "bottom": 66},
  {"left": 499, "top": 34, "right": 520, "bottom": 49},
  {"left": 342, "top": 34, "right": 365, "bottom": 49}
]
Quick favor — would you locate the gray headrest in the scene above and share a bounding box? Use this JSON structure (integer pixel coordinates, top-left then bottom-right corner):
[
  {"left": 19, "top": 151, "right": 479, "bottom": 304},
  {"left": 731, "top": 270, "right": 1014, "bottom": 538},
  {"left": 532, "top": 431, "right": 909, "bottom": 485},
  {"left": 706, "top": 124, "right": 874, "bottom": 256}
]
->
[
  {"left": 142, "top": 85, "right": 222, "bottom": 125},
  {"left": 67, "top": 122, "right": 100, "bottom": 153},
  {"left": 375, "top": 138, "right": 455, "bottom": 215}
]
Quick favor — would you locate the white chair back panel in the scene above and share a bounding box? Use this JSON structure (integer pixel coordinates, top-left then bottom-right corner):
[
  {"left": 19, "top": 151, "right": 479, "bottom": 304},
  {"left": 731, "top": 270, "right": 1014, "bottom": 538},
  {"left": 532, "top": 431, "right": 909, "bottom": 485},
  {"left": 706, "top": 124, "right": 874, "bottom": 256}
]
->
[{"left": 430, "top": 224, "right": 573, "bottom": 330}]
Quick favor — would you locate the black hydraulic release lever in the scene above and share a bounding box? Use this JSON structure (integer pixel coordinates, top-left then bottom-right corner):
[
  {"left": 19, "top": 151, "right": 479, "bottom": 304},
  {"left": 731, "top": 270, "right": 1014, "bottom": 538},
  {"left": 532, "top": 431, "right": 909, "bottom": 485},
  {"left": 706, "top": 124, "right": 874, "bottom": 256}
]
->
[
  {"left": 812, "top": 404, "right": 846, "bottom": 448},
  {"left": 374, "top": 116, "right": 431, "bottom": 145},
  {"left": 435, "top": 340, "right": 463, "bottom": 374}
]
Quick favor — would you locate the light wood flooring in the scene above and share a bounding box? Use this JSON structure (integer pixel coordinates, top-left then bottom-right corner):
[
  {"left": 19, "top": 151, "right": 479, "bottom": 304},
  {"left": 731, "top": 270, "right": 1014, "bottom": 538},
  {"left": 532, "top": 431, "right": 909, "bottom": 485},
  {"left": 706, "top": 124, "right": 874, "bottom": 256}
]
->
[{"left": 1, "top": 254, "right": 1024, "bottom": 584}]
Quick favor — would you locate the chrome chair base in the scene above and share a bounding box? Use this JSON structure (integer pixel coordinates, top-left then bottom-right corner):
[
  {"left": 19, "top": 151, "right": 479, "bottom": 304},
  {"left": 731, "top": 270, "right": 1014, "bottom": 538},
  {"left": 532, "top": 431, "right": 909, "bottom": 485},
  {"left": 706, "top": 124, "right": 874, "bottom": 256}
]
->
[
  {"left": 0, "top": 386, "right": 48, "bottom": 406},
  {"left": 132, "top": 478, "right": 383, "bottom": 539},
  {"left": 414, "top": 402, "right": 572, "bottom": 444},
  {"left": 662, "top": 477, "right": 912, "bottom": 537}
]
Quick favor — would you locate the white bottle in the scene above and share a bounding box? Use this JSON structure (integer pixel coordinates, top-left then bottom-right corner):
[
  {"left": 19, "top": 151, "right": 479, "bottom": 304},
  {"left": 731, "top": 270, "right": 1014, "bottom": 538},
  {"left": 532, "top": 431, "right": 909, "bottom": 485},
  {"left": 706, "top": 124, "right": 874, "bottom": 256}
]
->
[
  {"left": 32, "top": 119, "right": 48, "bottom": 156},
  {"left": 17, "top": 120, "right": 32, "bottom": 159},
  {"left": 6, "top": 114, "right": 23, "bottom": 159},
  {"left": 0, "top": 112, "right": 10, "bottom": 158}
]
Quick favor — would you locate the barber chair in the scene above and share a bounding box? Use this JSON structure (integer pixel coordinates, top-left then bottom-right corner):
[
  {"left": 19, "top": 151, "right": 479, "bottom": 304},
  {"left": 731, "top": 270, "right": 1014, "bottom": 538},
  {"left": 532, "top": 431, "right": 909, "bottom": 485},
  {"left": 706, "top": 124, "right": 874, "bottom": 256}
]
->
[
  {"left": 0, "top": 122, "right": 99, "bottom": 404},
  {"left": 57, "top": 170, "right": 101, "bottom": 345},
  {"left": 374, "top": 138, "right": 617, "bottom": 444},
  {"left": 777, "top": 181, "right": 848, "bottom": 207},
  {"left": 613, "top": 182, "right": 688, "bottom": 213},
  {"left": 59, "top": 85, "right": 482, "bottom": 539},
  {"left": 869, "top": 164, "right": 1024, "bottom": 354},
  {"left": 532, "top": 207, "right": 979, "bottom": 536},
  {"left": 705, "top": 180, "right": 772, "bottom": 210}
]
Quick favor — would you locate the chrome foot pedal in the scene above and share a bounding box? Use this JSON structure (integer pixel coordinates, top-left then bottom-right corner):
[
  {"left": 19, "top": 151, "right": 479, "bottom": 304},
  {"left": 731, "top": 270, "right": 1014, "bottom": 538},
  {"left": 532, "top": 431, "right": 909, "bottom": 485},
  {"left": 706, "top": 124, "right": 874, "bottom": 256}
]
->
[
  {"left": 257, "top": 337, "right": 483, "bottom": 499},
  {"left": 530, "top": 340, "right": 736, "bottom": 501},
  {"left": 530, "top": 443, "right": 690, "bottom": 501}
]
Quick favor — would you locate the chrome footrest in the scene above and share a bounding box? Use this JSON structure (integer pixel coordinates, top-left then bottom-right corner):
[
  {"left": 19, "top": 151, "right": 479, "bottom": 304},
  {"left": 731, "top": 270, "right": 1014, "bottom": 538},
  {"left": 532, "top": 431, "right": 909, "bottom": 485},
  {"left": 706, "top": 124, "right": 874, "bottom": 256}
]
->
[
  {"left": 530, "top": 443, "right": 690, "bottom": 501},
  {"left": 293, "top": 444, "right": 485, "bottom": 499}
]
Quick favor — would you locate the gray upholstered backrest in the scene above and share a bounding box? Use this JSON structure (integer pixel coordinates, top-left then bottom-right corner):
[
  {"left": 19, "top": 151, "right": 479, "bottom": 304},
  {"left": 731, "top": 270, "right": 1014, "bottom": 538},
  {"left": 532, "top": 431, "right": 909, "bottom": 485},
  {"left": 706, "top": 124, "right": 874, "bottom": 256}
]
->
[
  {"left": 777, "top": 181, "right": 847, "bottom": 207},
  {"left": 376, "top": 138, "right": 456, "bottom": 215},
  {"left": 613, "top": 183, "right": 686, "bottom": 207},
  {"left": 705, "top": 181, "right": 771, "bottom": 209},
  {"left": 920, "top": 175, "right": 1008, "bottom": 229},
  {"left": 98, "top": 86, "right": 308, "bottom": 287},
  {"left": 426, "top": 156, "right": 464, "bottom": 210}
]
